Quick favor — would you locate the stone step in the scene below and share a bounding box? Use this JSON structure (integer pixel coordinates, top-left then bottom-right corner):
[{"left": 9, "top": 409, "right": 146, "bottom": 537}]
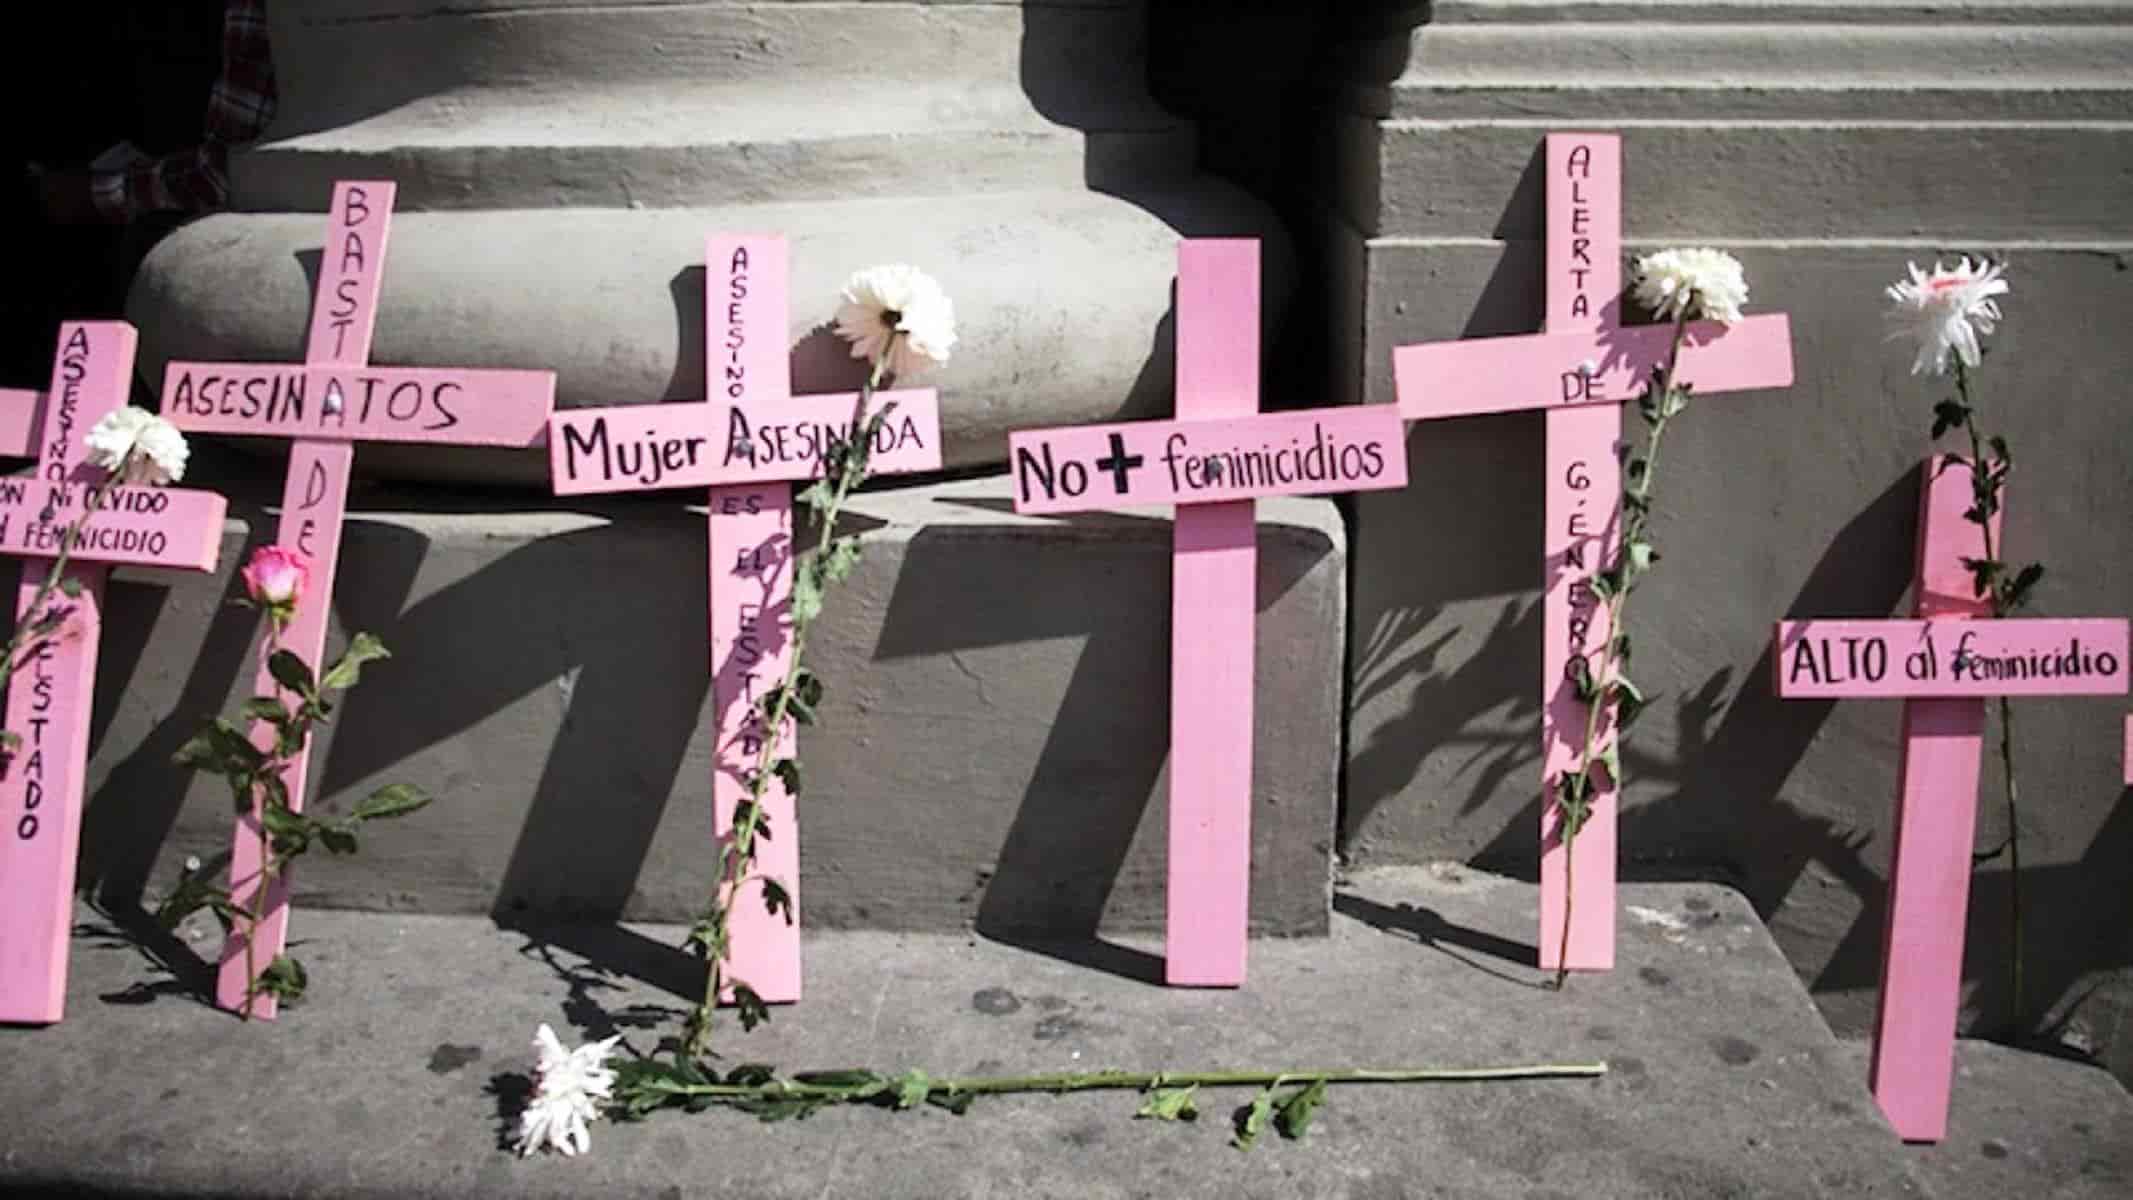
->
[
  {"left": 1833, "top": 1037, "right": 2133, "bottom": 1199},
  {"left": 129, "top": 181, "right": 1292, "bottom": 478},
  {"left": 237, "top": 85, "right": 1192, "bottom": 212},
  {"left": 2, "top": 870, "right": 1931, "bottom": 1197},
  {"left": 75, "top": 470, "right": 1344, "bottom": 939},
  {"left": 1425, "top": 1, "right": 2133, "bottom": 25},
  {"left": 1342, "top": 119, "right": 2133, "bottom": 239}
]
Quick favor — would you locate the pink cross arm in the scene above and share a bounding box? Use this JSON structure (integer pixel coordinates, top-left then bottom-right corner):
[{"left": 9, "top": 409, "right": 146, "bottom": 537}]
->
[
  {"left": 0, "top": 482, "right": 225, "bottom": 573},
  {"left": 1006, "top": 407, "right": 1407, "bottom": 516},
  {"left": 0, "top": 390, "right": 41, "bottom": 460},
  {"left": 1774, "top": 618, "right": 2129, "bottom": 699},
  {"left": 1393, "top": 313, "right": 1795, "bottom": 422},
  {"left": 547, "top": 389, "right": 941, "bottom": 497},
  {"left": 161, "top": 363, "right": 554, "bottom": 447}
]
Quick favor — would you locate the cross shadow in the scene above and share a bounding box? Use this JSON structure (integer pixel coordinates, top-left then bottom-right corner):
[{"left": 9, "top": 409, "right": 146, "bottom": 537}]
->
[
  {"left": 1333, "top": 891, "right": 1547, "bottom": 989},
  {"left": 875, "top": 490, "right": 1332, "bottom": 983}
]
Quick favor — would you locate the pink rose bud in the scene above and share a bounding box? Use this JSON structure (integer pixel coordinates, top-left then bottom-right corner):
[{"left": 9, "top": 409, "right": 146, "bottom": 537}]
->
[{"left": 241, "top": 545, "right": 310, "bottom": 610}]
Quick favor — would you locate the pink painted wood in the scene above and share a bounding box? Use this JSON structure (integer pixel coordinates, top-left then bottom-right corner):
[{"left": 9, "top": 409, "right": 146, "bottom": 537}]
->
[
  {"left": 155, "top": 182, "right": 556, "bottom": 1018},
  {"left": 1871, "top": 455, "right": 1996, "bottom": 1143},
  {"left": 1540, "top": 134, "right": 1624, "bottom": 974},
  {"left": 0, "top": 322, "right": 230, "bottom": 1024},
  {"left": 549, "top": 390, "right": 940, "bottom": 496},
  {"left": 1774, "top": 457, "right": 2126, "bottom": 1140},
  {"left": 1166, "top": 240, "right": 1261, "bottom": 987},
  {"left": 1773, "top": 619, "right": 2128, "bottom": 699},
  {"left": 161, "top": 364, "right": 551, "bottom": 446},
  {"left": 1007, "top": 407, "right": 1406, "bottom": 515},
  {"left": 542, "top": 234, "right": 942, "bottom": 1008},
  {"left": 2124, "top": 715, "right": 2132, "bottom": 787},
  {"left": 0, "top": 389, "right": 40, "bottom": 458},
  {"left": 1390, "top": 133, "right": 1796, "bottom": 972},
  {"left": 1003, "top": 242, "right": 1405, "bottom": 986},
  {"left": 1393, "top": 315, "right": 1794, "bottom": 422}
]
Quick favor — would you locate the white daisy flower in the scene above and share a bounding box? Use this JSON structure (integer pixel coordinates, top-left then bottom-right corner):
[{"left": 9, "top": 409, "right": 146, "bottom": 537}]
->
[
  {"left": 833, "top": 264, "right": 957, "bottom": 378},
  {"left": 1883, "top": 256, "right": 2009, "bottom": 376},
  {"left": 82, "top": 406, "right": 189, "bottom": 485},
  {"left": 514, "top": 1023, "right": 621, "bottom": 1158},
  {"left": 1631, "top": 247, "right": 1750, "bottom": 326}
]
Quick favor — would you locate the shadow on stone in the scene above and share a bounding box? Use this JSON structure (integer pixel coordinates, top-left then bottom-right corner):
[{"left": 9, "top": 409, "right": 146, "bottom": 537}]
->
[{"left": 1333, "top": 891, "right": 1546, "bottom": 987}]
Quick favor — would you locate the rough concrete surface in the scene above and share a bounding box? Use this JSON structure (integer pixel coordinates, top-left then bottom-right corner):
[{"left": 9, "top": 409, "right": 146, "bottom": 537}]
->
[
  {"left": 67, "top": 473, "right": 1344, "bottom": 940},
  {"left": 1328, "top": 1, "right": 2133, "bottom": 1086},
  {"left": 1836, "top": 1038, "right": 2133, "bottom": 1200},
  {"left": 1, "top": 871, "right": 1927, "bottom": 1198}
]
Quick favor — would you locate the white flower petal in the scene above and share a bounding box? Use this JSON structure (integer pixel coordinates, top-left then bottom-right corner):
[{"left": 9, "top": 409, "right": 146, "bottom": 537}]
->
[
  {"left": 1882, "top": 257, "right": 2008, "bottom": 376},
  {"left": 832, "top": 264, "right": 957, "bottom": 376},
  {"left": 1631, "top": 248, "right": 1750, "bottom": 327}
]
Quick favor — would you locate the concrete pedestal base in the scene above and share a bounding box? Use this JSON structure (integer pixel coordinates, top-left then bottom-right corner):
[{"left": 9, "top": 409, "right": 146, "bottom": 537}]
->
[{"left": 72, "top": 474, "right": 1343, "bottom": 939}]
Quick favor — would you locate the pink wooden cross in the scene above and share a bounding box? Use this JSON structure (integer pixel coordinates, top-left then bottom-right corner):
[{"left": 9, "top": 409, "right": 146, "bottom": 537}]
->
[
  {"left": 1391, "top": 133, "right": 1796, "bottom": 972},
  {"left": 0, "top": 322, "right": 230, "bottom": 1024},
  {"left": 158, "top": 182, "right": 557, "bottom": 1019},
  {"left": 1772, "top": 457, "right": 2130, "bottom": 1142},
  {"left": 548, "top": 234, "right": 941, "bottom": 1007},
  {"left": 1009, "top": 239, "right": 1409, "bottom": 986}
]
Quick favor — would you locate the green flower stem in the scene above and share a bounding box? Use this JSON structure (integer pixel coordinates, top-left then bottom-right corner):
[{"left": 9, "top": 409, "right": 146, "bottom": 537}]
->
[
  {"left": 1553, "top": 306, "right": 1693, "bottom": 991},
  {"left": 1951, "top": 359, "right": 2024, "bottom": 1026},
  {"left": 693, "top": 350, "right": 894, "bottom": 1055},
  {"left": 239, "top": 618, "right": 289, "bottom": 1020},
  {"left": 637, "top": 1062, "right": 1608, "bottom": 1103}
]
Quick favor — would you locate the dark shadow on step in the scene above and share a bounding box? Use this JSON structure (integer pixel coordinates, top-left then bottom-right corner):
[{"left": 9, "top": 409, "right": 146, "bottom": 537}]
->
[
  {"left": 303, "top": 508, "right": 708, "bottom": 1000},
  {"left": 878, "top": 481, "right": 1331, "bottom": 984},
  {"left": 1333, "top": 892, "right": 1547, "bottom": 989}
]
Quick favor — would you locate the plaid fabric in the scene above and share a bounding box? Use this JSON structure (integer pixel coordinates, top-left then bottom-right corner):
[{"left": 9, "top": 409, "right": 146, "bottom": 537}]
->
[{"left": 92, "top": 0, "right": 277, "bottom": 221}]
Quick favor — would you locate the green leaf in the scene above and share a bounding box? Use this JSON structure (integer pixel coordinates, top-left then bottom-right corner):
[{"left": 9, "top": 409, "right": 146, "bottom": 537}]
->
[
  {"left": 733, "top": 982, "right": 772, "bottom": 1033},
  {"left": 1987, "top": 435, "right": 2010, "bottom": 466},
  {"left": 928, "top": 1089, "right": 976, "bottom": 1116},
  {"left": 1626, "top": 540, "right": 1657, "bottom": 573},
  {"left": 892, "top": 1069, "right": 933, "bottom": 1110},
  {"left": 57, "top": 577, "right": 83, "bottom": 598},
  {"left": 0, "top": 729, "right": 20, "bottom": 756},
  {"left": 1567, "top": 657, "right": 1598, "bottom": 704},
  {"left": 267, "top": 649, "right": 317, "bottom": 699},
  {"left": 1660, "top": 385, "right": 1689, "bottom": 419},
  {"left": 319, "top": 632, "right": 391, "bottom": 693},
  {"left": 1232, "top": 1085, "right": 1279, "bottom": 1151},
  {"left": 1960, "top": 556, "right": 2003, "bottom": 600},
  {"left": 761, "top": 877, "right": 795, "bottom": 924},
  {"left": 2001, "top": 563, "right": 2045, "bottom": 612},
  {"left": 791, "top": 565, "right": 824, "bottom": 626},
  {"left": 771, "top": 757, "right": 801, "bottom": 798},
  {"left": 260, "top": 801, "right": 310, "bottom": 855},
  {"left": 174, "top": 718, "right": 266, "bottom": 773},
  {"left": 318, "top": 825, "right": 359, "bottom": 855},
  {"left": 257, "top": 955, "right": 309, "bottom": 1003},
  {"left": 820, "top": 537, "right": 864, "bottom": 586},
  {"left": 796, "top": 479, "right": 835, "bottom": 512},
  {"left": 1274, "top": 1078, "right": 1329, "bottom": 1140},
  {"left": 1931, "top": 399, "right": 1970, "bottom": 439},
  {"left": 1136, "top": 1084, "right": 1201, "bottom": 1123},
  {"left": 725, "top": 1063, "right": 778, "bottom": 1088},
  {"left": 352, "top": 782, "right": 431, "bottom": 822},
  {"left": 240, "top": 696, "right": 291, "bottom": 726}
]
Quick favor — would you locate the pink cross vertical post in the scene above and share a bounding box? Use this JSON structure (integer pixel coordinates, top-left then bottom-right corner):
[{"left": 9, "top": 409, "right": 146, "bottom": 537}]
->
[
  {"left": 1392, "top": 133, "right": 1796, "bottom": 971},
  {"left": 1009, "top": 239, "right": 1410, "bottom": 985},
  {"left": 0, "top": 322, "right": 230, "bottom": 1025},
  {"left": 1772, "top": 458, "right": 2130, "bottom": 1141},
  {"left": 548, "top": 234, "right": 942, "bottom": 1007},
  {"left": 158, "top": 183, "right": 557, "bottom": 1018}
]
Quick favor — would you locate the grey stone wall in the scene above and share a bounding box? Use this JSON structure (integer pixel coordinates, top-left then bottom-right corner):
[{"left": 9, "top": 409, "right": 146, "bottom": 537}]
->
[
  {"left": 73, "top": 472, "right": 1345, "bottom": 944},
  {"left": 1328, "top": 1, "right": 2133, "bottom": 1080}
]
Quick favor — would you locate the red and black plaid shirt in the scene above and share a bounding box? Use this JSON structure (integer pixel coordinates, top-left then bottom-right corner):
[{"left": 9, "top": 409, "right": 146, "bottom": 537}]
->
[{"left": 92, "top": 0, "right": 277, "bottom": 220}]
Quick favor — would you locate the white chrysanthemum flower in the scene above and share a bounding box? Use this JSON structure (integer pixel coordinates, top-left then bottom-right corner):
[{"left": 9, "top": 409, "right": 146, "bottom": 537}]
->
[
  {"left": 1631, "top": 247, "right": 1750, "bottom": 326},
  {"left": 514, "top": 1023, "right": 621, "bottom": 1158},
  {"left": 1883, "top": 256, "right": 2009, "bottom": 376},
  {"left": 833, "top": 264, "right": 957, "bottom": 378},
  {"left": 82, "top": 406, "right": 189, "bottom": 485}
]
